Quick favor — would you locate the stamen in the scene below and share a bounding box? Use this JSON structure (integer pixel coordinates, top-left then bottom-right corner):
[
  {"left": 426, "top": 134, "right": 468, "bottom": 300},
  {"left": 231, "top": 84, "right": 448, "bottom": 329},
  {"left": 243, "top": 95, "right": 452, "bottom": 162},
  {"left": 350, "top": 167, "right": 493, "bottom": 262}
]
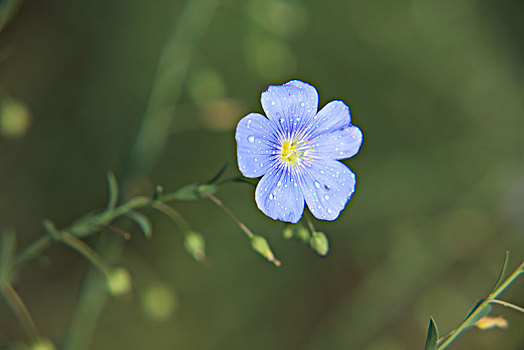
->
[{"left": 280, "top": 138, "right": 310, "bottom": 167}]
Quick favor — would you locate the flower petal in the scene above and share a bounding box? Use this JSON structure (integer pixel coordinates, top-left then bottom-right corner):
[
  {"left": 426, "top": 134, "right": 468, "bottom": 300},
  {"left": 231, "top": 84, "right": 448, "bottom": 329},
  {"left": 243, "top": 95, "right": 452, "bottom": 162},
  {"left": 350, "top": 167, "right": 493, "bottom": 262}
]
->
[
  {"left": 299, "top": 159, "right": 356, "bottom": 221},
  {"left": 311, "top": 125, "right": 363, "bottom": 160},
  {"left": 235, "top": 113, "right": 278, "bottom": 178},
  {"left": 255, "top": 166, "right": 305, "bottom": 223},
  {"left": 309, "top": 100, "right": 351, "bottom": 138},
  {"left": 260, "top": 80, "right": 319, "bottom": 134}
]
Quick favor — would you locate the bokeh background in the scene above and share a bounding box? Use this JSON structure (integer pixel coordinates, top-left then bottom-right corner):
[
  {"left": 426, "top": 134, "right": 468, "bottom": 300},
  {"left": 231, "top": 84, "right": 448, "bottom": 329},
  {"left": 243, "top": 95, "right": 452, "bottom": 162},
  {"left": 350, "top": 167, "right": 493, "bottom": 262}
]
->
[{"left": 1, "top": 0, "right": 523, "bottom": 349}]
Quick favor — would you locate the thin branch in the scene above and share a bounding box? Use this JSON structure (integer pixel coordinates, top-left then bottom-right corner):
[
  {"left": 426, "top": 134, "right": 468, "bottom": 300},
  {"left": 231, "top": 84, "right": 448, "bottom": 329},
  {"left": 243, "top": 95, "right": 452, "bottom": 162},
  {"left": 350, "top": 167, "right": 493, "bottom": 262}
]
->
[
  {"left": 60, "top": 232, "right": 112, "bottom": 276},
  {"left": 204, "top": 193, "right": 254, "bottom": 238},
  {"left": 0, "top": 283, "right": 38, "bottom": 341},
  {"left": 487, "top": 299, "right": 524, "bottom": 314},
  {"left": 437, "top": 260, "right": 524, "bottom": 349}
]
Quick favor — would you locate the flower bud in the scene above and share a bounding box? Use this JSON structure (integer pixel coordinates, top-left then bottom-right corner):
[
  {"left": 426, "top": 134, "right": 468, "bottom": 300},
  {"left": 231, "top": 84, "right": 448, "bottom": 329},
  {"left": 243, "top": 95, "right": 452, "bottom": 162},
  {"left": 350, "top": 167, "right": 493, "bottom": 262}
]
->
[
  {"left": 140, "top": 283, "right": 177, "bottom": 322},
  {"left": 107, "top": 268, "right": 132, "bottom": 297},
  {"left": 296, "top": 224, "right": 310, "bottom": 242},
  {"left": 0, "top": 99, "right": 31, "bottom": 139},
  {"left": 29, "top": 339, "right": 56, "bottom": 350},
  {"left": 310, "top": 231, "right": 329, "bottom": 256},
  {"left": 184, "top": 232, "right": 206, "bottom": 262},
  {"left": 250, "top": 235, "right": 281, "bottom": 266},
  {"left": 282, "top": 225, "right": 294, "bottom": 240}
]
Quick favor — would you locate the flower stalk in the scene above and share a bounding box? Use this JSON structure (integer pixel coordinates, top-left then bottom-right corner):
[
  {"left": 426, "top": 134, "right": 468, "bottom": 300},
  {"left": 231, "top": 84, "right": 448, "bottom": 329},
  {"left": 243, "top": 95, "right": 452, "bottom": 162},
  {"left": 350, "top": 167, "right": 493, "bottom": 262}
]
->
[
  {"left": 204, "top": 193, "right": 281, "bottom": 266},
  {"left": 436, "top": 260, "right": 524, "bottom": 349},
  {"left": 14, "top": 188, "right": 197, "bottom": 273},
  {"left": 0, "top": 283, "right": 38, "bottom": 341}
]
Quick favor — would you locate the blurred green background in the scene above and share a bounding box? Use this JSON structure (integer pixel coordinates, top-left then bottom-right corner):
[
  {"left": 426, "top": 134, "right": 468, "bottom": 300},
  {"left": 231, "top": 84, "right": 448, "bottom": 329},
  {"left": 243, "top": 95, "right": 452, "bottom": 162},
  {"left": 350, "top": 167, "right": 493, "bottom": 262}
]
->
[{"left": 1, "top": 0, "right": 523, "bottom": 349}]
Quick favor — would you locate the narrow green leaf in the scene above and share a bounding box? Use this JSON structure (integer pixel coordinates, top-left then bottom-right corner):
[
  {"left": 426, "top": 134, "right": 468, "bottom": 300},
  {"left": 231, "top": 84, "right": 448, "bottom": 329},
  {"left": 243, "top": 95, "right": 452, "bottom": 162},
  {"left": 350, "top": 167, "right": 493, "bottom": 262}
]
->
[
  {"left": 491, "top": 251, "right": 510, "bottom": 293},
  {"left": 0, "top": 229, "right": 16, "bottom": 286},
  {"left": 0, "top": 0, "right": 24, "bottom": 35},
  {"left": 126, "top": 211, "right": 153, "bottom": 239},
  {"left": 206, "top": 163, "right": 228, "bottom": 184},
  {"left": 424, "top": 318, "right": 438, "bottom": 350},
  {"left": 106, "top": 171, "right": 119, "bottom": 211},
  {"left": 172, "top": 183, "right": 200, "bottom": 200},
  {"left": 42, "top": 219, "right": 60, "bottom": 240},
  {"left": 464, "top": 299, "right": 492, "bottom": 326},
  {"left": 231, "top": 177, "right": 257, "bottom": 187}
]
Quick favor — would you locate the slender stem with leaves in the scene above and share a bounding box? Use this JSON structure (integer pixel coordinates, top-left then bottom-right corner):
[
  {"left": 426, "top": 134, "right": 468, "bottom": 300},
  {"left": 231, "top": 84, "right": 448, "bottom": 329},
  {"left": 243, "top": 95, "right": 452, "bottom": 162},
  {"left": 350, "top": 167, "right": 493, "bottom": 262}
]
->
[{"left": 424, "top": 252, "right": 524, "bottom": 350}]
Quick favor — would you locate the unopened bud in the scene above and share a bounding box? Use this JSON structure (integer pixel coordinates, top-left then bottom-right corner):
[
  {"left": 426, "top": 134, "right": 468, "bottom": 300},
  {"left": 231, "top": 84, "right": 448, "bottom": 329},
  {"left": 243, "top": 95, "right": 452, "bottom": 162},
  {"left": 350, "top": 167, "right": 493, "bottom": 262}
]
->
[
  {"left": 296, "top": 224, "right": 310, "bottom": 242},
  {"left": 107, "top": 268, "right": 132, "bottom": 296},
  {"left": 310, "top": 231, "right": 329, "bottom": 256},
  {"left": 184, "top": 232, "right": 206, "bottom": 262},
  {"left": 251, "top": 235, "right": 281, "bottom": 266},
  {"left": 0, "top": 99, "right": 31, "bottom": 139},
  {"left": 29, "top": 339, "right": 56, "bottom": 350},
  {"left": 141, "top": 283, "right": 177, "bottom": 322},
  {"left": 282, "top": 225, "right": 294, "bottom": 240}
]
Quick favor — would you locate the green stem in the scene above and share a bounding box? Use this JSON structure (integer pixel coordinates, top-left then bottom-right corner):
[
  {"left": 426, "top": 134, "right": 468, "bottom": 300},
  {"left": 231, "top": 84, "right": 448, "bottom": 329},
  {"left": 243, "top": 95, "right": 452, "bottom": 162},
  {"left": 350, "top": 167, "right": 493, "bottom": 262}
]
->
[
  {"left": 205, "top": 193, "right": 254, "bottom": 238},
  {"left": 59, "top": 232, "right": 112, "bottom": 276},
  {"left": 0, "top": 0, "right": 25, "bottom": 34},
  {"left": 305, "top": 215, "right": 317, "bottom": 234},
  {"left": 126, "top": 0, "right": 220, "bottom": 176},
  {"left": 15, "top": 195, "right": 178, "bottom": 271},
  {"left": 487, "top": 261, "right": 524, "bottom": 300},
  {"left": 0, "top": 283, "right": 38, "bottom": 341},
  {"left": 152, "top": 202, "right": 191, "bottom": 234},
  {"left": 437, "top": 261, "right": 524, "bottom": 349},
  {"left": 486, "top": 299, "right": 524, "bottom": 314}
]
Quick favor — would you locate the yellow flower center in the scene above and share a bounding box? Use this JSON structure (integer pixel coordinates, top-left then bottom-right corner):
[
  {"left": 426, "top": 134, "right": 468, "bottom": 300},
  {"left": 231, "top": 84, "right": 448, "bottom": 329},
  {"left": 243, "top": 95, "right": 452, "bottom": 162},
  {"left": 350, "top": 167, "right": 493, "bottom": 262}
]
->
[{"left": 280, "top": 139, "right": 312, "bottom": 166}]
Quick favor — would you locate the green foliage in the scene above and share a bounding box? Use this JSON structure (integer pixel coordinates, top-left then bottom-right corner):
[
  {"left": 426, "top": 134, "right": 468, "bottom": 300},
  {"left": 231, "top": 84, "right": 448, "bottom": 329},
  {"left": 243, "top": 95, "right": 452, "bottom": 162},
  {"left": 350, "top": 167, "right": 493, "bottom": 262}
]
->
[
  {"left": 296, "top": 224, "right": 311, "bottom": 242},
  {"left": 463, "top": 300, "right": 492, "bottom": 327},
  {"left": 1, "top": 0, "right": 524, "bottom": 348},
  {"left": 105, "top": 171, "right": 119, "bottom": 211},
  {"left": 171, "top": 183, "right": 218, "bottom": 200},
  {"left": 0, "top": 0, "right": 24, "bottom": 34},
  {"left": 491, "top": 250, "right": 510, "bottom": 293},
  {"left": 0, "top": 229, "right": 16, "bottom": 287},
  {"left": 126, "top": 211, "right": 153, "bottom": 239},
  {"left": 434, "top": 257, "right": 524, "bottom": 349},
  {"left": 424, "top": 318, "right": 438, "bottom": 350}
]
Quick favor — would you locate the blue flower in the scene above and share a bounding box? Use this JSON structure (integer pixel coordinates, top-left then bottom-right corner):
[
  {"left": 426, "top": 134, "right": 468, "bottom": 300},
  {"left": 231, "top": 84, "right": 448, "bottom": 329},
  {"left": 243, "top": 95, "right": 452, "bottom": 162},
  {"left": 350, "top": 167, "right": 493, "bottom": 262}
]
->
[{"left": 235, "top": 80, "right": 363, "bottom": 223}]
